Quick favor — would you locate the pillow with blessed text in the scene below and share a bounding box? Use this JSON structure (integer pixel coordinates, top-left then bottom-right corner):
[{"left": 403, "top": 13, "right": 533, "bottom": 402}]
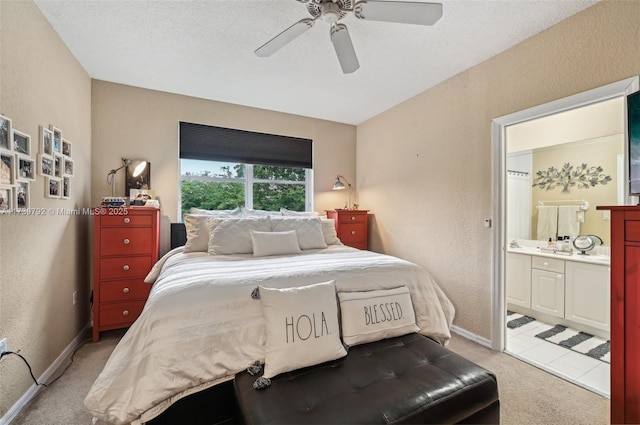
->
[{"left": 338, "top": 286, "right": 420, "bottom": 347}]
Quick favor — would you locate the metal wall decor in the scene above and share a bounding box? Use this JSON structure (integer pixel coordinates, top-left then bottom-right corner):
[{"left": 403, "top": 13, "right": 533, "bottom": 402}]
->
[{"left": 532, "top": 162, "right": 612, "bottom": 192}]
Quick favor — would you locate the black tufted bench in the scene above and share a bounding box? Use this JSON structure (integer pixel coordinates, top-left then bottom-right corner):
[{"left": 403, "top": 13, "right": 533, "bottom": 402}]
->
[{"left": 234, "top": 333, "right": 499, "bottom": 424}]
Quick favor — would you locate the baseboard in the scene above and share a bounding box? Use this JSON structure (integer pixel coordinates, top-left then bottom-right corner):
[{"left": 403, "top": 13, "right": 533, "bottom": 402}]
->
[
  {"left": 0, "top": 323, "right": 91, "bottom": 425},
  {"left": 451, "top": 324, "right": 493, "bottom": 349}
]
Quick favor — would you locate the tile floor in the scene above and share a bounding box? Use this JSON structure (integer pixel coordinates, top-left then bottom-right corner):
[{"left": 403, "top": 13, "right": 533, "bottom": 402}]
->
[{"left": 505, "top": 318, "right": 610, "bottom": 398}]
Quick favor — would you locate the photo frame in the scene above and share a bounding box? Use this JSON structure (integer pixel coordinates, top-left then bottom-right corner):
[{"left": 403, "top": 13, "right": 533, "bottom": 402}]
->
[
  {"left": 16, "top": 155, "right": 36, "bottom": 181},
  {"left": 62, "top": 139, "right": 72, "bottom": 158},
  {"left": 0, "top": 115, "right": 12, "bottom": 152},
  {"left": 13, "top": 129, "right": 30, "bottom": 156},
  {"left": 64, "top": 158, "right": 74, "bottom": 176},
  {"left": 50, "top": 126, "right": 62, "bottom": 154},
  {"left": 46, "top": 177, "right": 61, "bottom": 198},
  {"left": 15, "top": 181, "right": 29, "bottom": 209},
  {"left": 125, "top": 162, "right": 151, "bottom": 195},
  {"left": 129, "top": 189, "right": 155, "bottom": 205},
  {"left": 40, "top": 126, "right": 53, "bottom": 157},
  {"left": 54, "top": 154, "right": 63, "bottom": 178},
  {"left": 38, "top": 154, "right": 54, "bottom": 177},
  {"left": 62, "top": 176, "right": 70, "bottom": 199},
  {"left": 0, "top": 185, "right": 13, "bottom": 210},
  {"left": 1, "top": 152, "right": 15, "bottom": 185}
]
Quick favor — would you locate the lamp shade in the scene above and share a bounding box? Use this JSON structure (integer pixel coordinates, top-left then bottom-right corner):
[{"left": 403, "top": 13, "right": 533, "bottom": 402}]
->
[
  {"left": 333, "top": 176, "right": 346, "bottom": 190},
  {"left": 130, "top": 160, "right": 147, "bottom": 177}
]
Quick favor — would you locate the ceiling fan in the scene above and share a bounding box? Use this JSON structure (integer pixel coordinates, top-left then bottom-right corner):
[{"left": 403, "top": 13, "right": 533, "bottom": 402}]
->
[{"left": 254, "top": 0, "right": 443, "bottom": 74}]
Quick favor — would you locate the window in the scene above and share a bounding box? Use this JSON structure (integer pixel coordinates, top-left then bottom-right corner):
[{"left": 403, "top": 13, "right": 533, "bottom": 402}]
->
[
  {"left": 180, "top": 160, "right": 312, "bottom": 216},
  {"left": 179, "top": 122, "right": 313, "bottom": 216}
]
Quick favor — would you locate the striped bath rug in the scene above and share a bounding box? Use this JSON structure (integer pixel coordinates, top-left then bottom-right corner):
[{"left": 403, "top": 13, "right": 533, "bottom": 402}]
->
[
  {"left": 506, "top": 311, "right": 536, "bottom": 329},
  {"left": 535, "top": 324, "right": 610, "bottom": 363}
]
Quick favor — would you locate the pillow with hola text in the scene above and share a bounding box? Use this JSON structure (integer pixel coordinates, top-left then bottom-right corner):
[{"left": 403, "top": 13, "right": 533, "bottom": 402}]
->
[{"left": 259, "top": 280, "right": 347, "bottom": 379}]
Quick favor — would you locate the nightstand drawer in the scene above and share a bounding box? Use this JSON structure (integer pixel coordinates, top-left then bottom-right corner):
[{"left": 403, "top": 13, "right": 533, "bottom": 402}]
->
[
  {"left": 100, "top": 227, "right": 153, "bottom": 256},
  {"left": 339, "top": 223, "right": 366, "bottom": 243},
  {"left": 101, "top": 214, "right": 153, "bottom": 227},
  {"left": 338, "top": 213, "right": 366, "bottom": 224},
  {"left": 99, "top": 300, "right": 146, "bottom": 327},
  {"left": 100, "top": 279, "right": 151, "bottom": 302},
  {"left": 100, "top": 256, "right": 152, "bottom": 280}
]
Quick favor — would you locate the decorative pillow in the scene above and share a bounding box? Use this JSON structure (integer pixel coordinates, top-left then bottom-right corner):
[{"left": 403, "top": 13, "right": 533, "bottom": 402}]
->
[
  {"left": 207, "top": 217, "right": 271, "bottom": 255},
  {"left": 183, "top": 214, "right": 212, "bottom": 252},
  {"left": 280, "top": 208, "right": 319, "bottom": 216},
  {"left": 337, "top": 286, "right": 420, "bottom": 347},
  {"left": 242, "top": 208, "right": 280, "bottom": 217},
  {"left": 251, "top": 230, "right": 302, "bottom": 257},
  {"left": 190, "top": 207, "right": 240, "bottom": 216},
  {"left": 259, "top": 280, "right": 347, "bottom": 379},
  {"left": 270, "top": 217, "right": 327, "bottom": 250},
  {"left": 321, "top": 218, "right": 342, "bottom": 245}
]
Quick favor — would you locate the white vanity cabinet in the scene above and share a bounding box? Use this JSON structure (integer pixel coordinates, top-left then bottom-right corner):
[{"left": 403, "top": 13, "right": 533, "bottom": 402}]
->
[
  {"left": 506, "top": 253, "right": 532, "bottom": 308},
  {"left": 565, "top": 261, "right": 610, "bottom": 331},
  {"left": 531, "top": 256, "right": 565, "bottom": 318}
]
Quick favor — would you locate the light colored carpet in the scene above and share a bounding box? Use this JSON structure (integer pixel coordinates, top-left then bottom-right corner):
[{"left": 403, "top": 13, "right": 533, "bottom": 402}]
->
[{"left": 10, "top": 330, "right": 609, "bottom": 425}]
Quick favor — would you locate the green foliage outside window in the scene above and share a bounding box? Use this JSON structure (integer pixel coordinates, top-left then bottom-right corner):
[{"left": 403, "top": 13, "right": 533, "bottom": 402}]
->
[{"left": 181, "top": 163, "right": 307, "bottom": 215}]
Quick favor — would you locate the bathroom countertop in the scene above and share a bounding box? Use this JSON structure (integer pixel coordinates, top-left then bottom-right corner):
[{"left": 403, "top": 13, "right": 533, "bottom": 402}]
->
[{"left": 507, "top": 245, "right": 610, "bottom": 266}]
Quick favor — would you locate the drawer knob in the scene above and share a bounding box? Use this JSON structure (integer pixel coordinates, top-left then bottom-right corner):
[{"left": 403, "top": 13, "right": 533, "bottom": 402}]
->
[
  {"left": 122, "top": 310, "right": 129, "bottom": 316},
  {"left": 351, "top": 216, "right": 356, "bottom": 221},
  {"left": 543, "top": 262, "right": 549, "bottom": 266},
  {"left": 124, "top": 218, "right": 131, "bottom": 223},
  {"left": 351, "top": 230, "right": 356, "bottom": 235},
  {"left": 557, "top": 274, "right": 563, "bottom": 279},
  {"left": 123, "top": 287, "right": 130, "bottom": 294},
  {"left": 123, "top": 265, "right": 130, "bottom": 271},
  {"left": 123, "top": 238, "right": 130, "bottom": 245}
]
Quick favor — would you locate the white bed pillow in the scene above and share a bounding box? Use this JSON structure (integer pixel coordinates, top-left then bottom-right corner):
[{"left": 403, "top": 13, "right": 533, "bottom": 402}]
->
[
  {"left": 251, "top": 230, "right": 302, "bottom": 257},
  {"left": 338, "top": 286, "right": 420, "bottom": 347},
  {"left": 207, "top": 217, "right": 271, "bottom": 255},
  {"left": 241, "top": 208, "right": 280, "bottom": 217},
  {"left": 190, "top": 207, "right": 240, "bottom": 216},
  {"left": 321, "top": 218, "right": 341, "bottom": 245},
  {"left": 280, "top": 208, "right": 319, "bottom": 216},
  {"left": 183, "top": 214, "right": 213, "bottom": 253},
  {"left": 259, "top": 280, "right": 347, "bottom": 379},
  {"left": 270, "top": 217, "right": 327, "bottom": 250}
]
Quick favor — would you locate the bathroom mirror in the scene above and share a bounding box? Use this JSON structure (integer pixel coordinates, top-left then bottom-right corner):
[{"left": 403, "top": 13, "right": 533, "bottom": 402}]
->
[{"left": 506, "top": 97, "right": 625, "bottom": 246}]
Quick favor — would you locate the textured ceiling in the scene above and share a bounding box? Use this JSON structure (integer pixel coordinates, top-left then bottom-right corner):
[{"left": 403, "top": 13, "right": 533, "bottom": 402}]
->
[{"left": 35, "top": 0, "right": 599, "bottom": 125}]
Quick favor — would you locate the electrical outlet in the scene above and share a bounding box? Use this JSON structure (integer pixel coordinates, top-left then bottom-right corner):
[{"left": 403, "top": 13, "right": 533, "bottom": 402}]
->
[
  {"left": 0, "top": 338, "right": 9, "bottom": 355},
  {"left": 73, "top": 291, "right": 78, "bottom": 306}
]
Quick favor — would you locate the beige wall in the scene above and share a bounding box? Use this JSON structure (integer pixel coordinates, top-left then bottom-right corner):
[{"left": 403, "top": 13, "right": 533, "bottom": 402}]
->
[
  {"left": 531, "top": 136, "right": 623, "bottom": 245},
  {"left": 357, "top": 0, "right": 640, "bottom": 339},
  {"left": 91, "top": 81, "right": 357, "bottom": 254},
  {"left": 0, "top": 1, "right": 92, "bottom": 417}
]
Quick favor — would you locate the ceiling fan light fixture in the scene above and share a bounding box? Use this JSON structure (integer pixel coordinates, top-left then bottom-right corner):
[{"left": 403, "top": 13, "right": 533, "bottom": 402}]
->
[{"left": 320, "top": 2, "right": 341, "bottom": 24}]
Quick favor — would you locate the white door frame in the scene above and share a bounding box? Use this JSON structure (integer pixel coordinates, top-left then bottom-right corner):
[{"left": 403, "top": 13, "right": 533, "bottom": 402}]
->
[{"left": 490, "top": 76, "right": 639, "bottom": 351}]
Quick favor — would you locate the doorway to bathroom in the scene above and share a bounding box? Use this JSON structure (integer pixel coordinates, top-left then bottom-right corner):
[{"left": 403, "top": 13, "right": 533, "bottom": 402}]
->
[{"left": 491, "top": 77, "right": 639, "bottom": 398}]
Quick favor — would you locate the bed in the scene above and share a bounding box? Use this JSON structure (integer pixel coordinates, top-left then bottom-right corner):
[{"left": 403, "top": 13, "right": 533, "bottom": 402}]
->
[{"left": 84, "top": 214, "right": 455, "bottom": 425}]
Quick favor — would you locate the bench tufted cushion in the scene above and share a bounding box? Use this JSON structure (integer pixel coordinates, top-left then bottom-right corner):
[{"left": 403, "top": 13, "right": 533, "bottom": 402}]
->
[{"left": 234, "top": 333, "right": 499, "bottom": 424}]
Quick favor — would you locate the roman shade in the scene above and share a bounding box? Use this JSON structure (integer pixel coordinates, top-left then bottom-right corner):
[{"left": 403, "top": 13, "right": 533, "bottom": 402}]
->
[{"left": 179, "top": 122, "right": 312, "bottom": 169}]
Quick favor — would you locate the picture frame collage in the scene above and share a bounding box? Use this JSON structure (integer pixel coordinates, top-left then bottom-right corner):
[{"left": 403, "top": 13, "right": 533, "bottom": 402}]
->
[
  {"left": 39, "top": 123, "right": 73, "bottom": 200},
  {"left": 0, "top": 113, "right": 75, "bottom": 211}
]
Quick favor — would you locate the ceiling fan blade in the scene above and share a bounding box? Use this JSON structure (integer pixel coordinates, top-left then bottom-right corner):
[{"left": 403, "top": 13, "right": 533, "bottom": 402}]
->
[
  {"left": 255, "top": 18, "right": 315, "bottom": 57},
  {"left": 331, "top": 24, "right": 359, "bottom": 74},
  {"left": 354, "top": 1, "right": 443, "bottom": 26}
]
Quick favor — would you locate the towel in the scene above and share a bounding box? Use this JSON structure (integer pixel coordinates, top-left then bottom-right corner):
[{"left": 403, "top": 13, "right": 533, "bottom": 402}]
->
[
  {"left": 537, "top": 206, "right": 558, "bottom": 241},
  {"left": 557, "top": 206, "right": 581, "bottom": 238}
]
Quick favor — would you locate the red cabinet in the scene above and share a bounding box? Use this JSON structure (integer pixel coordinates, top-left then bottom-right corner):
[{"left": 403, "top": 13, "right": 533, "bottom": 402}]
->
[
  {"left": 597, "top": 206, "right": 640, "bottom": 424},
  {"left": 326, "top": 210, "right": 369, "bottom": 250},
  {"left": 92, "top": 208, "right": 160, "bottom": 341}
]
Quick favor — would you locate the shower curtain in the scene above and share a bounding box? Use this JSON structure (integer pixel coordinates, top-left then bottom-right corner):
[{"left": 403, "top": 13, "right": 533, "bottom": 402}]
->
[{"left": 507, "top": 171, "right": 532, "bottom": 240}]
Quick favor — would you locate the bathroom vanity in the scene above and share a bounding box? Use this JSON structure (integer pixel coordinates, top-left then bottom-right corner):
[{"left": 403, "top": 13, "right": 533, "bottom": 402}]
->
[{"left": 506, "top": 243, "right": 610, "bottom": 336}]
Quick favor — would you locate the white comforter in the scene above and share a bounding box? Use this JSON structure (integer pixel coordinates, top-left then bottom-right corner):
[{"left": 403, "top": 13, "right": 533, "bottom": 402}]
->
[{"left": 84, "top": 245, "right": 455, "bottom": 425}]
